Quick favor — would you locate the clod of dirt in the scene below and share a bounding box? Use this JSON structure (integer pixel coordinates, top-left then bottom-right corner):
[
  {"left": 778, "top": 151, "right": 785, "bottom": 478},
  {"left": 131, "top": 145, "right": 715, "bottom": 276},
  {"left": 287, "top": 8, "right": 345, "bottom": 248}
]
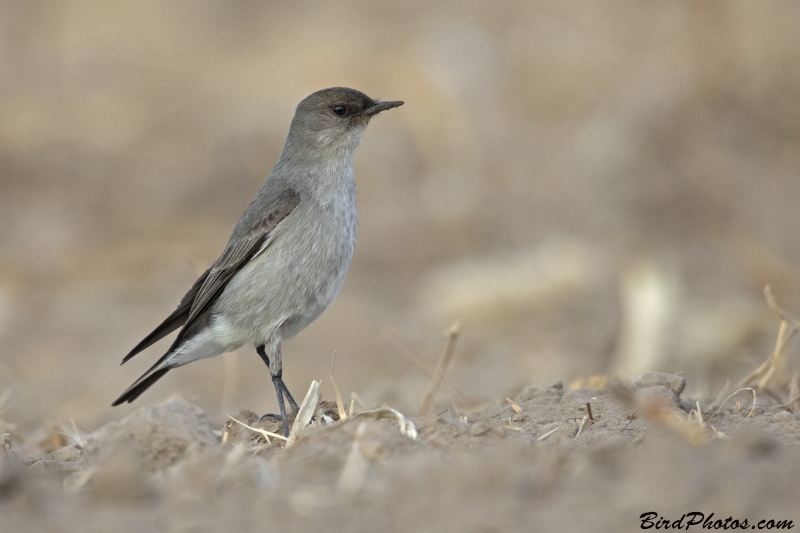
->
[
  {"left": 81, "top": 397, "right": 218, "bottom": 472},
  {"left": 223, "top": 409, "right": 295, "bottom": 450},
  {"left": 33, "top": 444, "right": 85, "bottom": 473},
  {"left": 771, "top": 411, "right": 795, "bottom": 423},
  {"left": 630, "top": 372, "right": 689, "bottom": 412},
  {"left": 222, "top": 409, "right": 261, "bottom": 446},
  {"left": 514, "top": 380, "right": 564, "bottom": 404},
  {"left": 633, "top": 385, "right": 683, "bottom": 409},
  {"left": 634, "top": 371, "right": 686, "bottom": 397},
  {"left": 53, "top": 444, "right": 82, "bottom": 463}
]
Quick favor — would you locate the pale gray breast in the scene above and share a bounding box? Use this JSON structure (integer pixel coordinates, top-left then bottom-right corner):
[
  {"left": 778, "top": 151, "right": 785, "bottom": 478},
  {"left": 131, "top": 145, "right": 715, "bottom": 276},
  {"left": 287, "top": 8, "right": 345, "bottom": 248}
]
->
[
  {"left": 305, "top": 191, "right": 358, "bottom": 307},
  {"left": 266, "top": 191, "right": 356, "bottom": 340},
  {"left": 215, "top": 171, "right": 357, "bottom": 343}
]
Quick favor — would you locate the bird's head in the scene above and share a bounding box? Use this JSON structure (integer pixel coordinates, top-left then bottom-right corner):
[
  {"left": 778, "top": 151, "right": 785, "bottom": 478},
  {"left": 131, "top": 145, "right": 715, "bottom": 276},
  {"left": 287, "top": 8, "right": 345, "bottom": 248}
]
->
[{"left": 286, "top": 87, "right": 403, "bottom": 156}]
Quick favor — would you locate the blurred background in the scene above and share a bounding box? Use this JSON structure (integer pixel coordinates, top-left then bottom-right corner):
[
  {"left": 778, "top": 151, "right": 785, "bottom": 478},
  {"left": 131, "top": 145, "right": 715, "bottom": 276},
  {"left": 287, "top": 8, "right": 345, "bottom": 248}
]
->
[{"left": 2, "top": 0, "right": 800, "bottom": 431}]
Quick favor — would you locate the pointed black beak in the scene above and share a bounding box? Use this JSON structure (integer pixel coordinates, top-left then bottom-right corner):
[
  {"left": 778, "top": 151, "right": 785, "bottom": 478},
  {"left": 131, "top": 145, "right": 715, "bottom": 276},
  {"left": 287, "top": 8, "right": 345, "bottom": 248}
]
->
[{"left": 366, "top": 100, "right": 404, "bottom": 116}]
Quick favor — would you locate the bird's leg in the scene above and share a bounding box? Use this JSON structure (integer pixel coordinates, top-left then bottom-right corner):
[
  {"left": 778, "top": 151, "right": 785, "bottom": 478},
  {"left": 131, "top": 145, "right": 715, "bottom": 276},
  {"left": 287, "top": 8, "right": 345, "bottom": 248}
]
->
[
  {"left": 256, "top": 344, "right": 271, "bottom": 368},
  {"left": 281, "top": 380, "right": 299, "bottom": 412},
  {"left": 259, "top": 342, "right": 300, "bottom": 413},
  {"left": 256, "top": 342, "right": 296, "bottom": 437}
]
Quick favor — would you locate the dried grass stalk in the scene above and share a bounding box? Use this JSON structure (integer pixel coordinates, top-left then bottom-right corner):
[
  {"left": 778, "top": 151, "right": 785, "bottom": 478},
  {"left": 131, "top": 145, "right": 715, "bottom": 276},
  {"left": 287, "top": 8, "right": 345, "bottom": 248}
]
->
[
  {"left": 738, "top": 286, "right": 800, "bottom": 391},
  {"left": 287, "top": 380, "right": 320, "bottom": 447},
  {"left": 419, "top": 322, "right": 461, "bottom": 416},
  {"left": 330, "top": 352, "right": 348, "bottom": 420},
  {"left": 355, "top": 407, "right": 418, "bottom": 440},
  {"left": 384, "top": 325, "right": 469, "bottom": 404},
  {"left": 227, "top": 415, "right": 287, "bottom": 443},
  {"left": 789, "top": 374, "right": 800, "bottom": 413}
]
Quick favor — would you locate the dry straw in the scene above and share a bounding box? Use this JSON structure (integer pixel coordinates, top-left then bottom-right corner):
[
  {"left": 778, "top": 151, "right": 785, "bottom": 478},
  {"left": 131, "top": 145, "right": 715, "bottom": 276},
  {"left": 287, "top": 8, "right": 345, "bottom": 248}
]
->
[
  {"left": 738, "top": 285, "right": 800, "bottom": 392},
  {"left": 419, "top": 322, "right": 462, "bottom": 417}
]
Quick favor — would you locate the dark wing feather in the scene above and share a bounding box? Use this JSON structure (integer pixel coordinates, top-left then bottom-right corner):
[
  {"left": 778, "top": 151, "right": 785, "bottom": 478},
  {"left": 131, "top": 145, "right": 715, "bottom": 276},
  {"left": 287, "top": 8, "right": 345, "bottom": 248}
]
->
[
  {"left": 121, "top": 268, "right": 210, "bottom": 364},
  {"left": 120, "top": 187, "right": 300, "bottom": 366},
  {"left": 183, "top": 188, "right": 301, "bottom": 329},
  {"left": 115, "top": 187, "right": 301, "bottom": 407}
]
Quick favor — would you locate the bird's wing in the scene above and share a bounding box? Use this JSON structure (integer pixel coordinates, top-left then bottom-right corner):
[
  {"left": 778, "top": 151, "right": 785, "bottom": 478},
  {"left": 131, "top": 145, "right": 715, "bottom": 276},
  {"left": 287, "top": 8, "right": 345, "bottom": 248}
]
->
[
  {"left": 121, "top": 186, "right": 301, "bottom": 366},
  {"left": 121, "top": 268, "right": 210, "bottom": 364},
  {"left": 183, "top": 187, "right": 301, "bottom": 328}
]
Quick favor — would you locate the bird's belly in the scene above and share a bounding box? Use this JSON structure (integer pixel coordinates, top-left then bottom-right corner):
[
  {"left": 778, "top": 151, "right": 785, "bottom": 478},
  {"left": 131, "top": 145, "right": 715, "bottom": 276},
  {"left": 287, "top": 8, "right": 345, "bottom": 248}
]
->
[{"left": 218, "top": 208, "right": 356, "bottom": 343}]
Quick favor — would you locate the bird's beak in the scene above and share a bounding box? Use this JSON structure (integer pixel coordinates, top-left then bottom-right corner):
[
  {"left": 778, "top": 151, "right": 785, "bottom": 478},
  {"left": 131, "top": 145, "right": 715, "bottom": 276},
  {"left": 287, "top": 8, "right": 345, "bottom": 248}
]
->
[{"left": 366, "top": 100, "right": 404, "bottom": 116}]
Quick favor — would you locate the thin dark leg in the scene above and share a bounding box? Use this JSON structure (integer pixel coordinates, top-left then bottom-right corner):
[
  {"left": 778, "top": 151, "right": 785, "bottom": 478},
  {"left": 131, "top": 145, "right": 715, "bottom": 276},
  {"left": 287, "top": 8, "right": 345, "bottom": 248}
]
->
[
  {"left": 257, "top": 344, "right": 297, "bottom": 437},
  {"left": 272, "top": 374, "right": 290, "bottom": 437},
  {"left": 256, "top": 344, "right": 271, "bottom": 367},
  {"left": 281, "top": 382, "right": 299, "bottom": 411},
  {"left": 257, "top": 344, "right": 298, "bottom": 411}
]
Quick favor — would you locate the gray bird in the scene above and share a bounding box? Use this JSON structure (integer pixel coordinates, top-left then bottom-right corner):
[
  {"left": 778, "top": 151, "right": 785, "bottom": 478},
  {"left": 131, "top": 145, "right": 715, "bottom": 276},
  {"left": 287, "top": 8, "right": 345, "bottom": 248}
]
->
[{"left": 113, "top": 87, "right": 403, "bottom": 436}]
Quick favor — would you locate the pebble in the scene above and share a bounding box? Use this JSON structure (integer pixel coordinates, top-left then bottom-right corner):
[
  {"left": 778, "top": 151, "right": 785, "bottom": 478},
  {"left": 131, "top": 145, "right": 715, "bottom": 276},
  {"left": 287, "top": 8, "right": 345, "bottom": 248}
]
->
[
  {"left": 633, "top": 385, "right": 680, "bottom": 407},
  {"left": 771, "top": 411, "right": 794, "bottom": 424},
  {"left": 54, "top": 444, "right": 82, "bottom": 463},
  {"left": 469, "top": 421, "right": 491, "bottom": 436},
  {"left": 489, "top": 426, "right": 506, "bottom": 439},
  {"left": 634, "top": 372, "right": 686, "bottom": 397}
]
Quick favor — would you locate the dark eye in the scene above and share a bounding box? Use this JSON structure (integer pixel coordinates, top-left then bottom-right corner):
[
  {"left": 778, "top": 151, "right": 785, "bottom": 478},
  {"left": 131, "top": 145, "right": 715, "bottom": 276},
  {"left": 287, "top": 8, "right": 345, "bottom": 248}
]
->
[{"left": 332, "top": 105, "right": 347, "bottom": 116}]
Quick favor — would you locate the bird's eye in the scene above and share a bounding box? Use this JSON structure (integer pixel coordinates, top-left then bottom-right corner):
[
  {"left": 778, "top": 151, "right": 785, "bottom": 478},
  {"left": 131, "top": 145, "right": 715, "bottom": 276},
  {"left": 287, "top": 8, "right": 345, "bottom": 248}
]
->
[{"left": 332, "top": 105, "right": 347, "bottom": 116}]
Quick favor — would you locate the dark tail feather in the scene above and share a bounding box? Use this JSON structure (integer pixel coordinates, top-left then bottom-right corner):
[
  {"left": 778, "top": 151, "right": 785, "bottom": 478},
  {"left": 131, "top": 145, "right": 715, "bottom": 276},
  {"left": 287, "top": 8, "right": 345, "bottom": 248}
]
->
[
  {"left": 121, "top": 312, "right": 188, "bottom": 365},
  {"left": 112, "top": 364, "right": 172, "bottom": 406},
  {"left": 121, "top": 268, "right": 210, "bottom": 365}
]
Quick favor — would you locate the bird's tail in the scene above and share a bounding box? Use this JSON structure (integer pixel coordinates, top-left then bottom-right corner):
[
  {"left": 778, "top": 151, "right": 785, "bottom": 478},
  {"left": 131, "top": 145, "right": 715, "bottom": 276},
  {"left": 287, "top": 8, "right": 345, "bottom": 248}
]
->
[{"left": 111, "top": 360, "right": 172, "bottom": 406}]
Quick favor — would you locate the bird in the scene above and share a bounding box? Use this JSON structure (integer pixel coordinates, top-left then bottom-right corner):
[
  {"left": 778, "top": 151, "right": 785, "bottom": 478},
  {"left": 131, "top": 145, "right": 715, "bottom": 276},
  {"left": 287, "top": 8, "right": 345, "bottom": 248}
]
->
[{"left": 112, "top": 87, "right": 404, "bottom": 436}]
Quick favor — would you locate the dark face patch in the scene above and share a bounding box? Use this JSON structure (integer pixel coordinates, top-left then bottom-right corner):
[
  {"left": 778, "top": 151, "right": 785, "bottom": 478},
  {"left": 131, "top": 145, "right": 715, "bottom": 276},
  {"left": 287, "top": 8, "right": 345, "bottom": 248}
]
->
[
  {"left": 327, "top": 96, "right": 374, "bottom": 119},
  {"left": 297, "top": 88, "right": 375, "bottom": 122},
  {"left": 290, "top": 88, "right": 392, "bottom": 144}
]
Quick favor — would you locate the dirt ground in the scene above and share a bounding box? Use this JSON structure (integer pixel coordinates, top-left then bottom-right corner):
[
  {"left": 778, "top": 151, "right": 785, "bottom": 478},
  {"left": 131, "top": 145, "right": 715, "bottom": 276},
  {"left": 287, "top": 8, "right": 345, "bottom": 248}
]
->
[{"left": 2, "top": 371, "right": 799, "bottom": 532}]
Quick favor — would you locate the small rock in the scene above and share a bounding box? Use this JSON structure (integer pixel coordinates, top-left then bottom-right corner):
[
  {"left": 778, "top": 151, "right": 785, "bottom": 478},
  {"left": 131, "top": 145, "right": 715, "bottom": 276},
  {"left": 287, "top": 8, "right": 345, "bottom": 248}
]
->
[
  {"left": 634, "top": 372, "right": 686, "bottom": 397},
  {"left": 515, "top": 385, "right": 539, "bottom": 403},
  {"left": 771, "top": 411, "right": 794, "bottom": 424},
  {"left": 223, "top": 410, "right": 260, "bottom": 445},
  {"left": 449, "top": 419, "right": 470, "bottom": 438},
  {"left": 35, "top": 444, "right": 85, "bottom": 473},
  {"left": 516, "top": 381, "right": 564, "bottom": 404},
  {"left": 469, "top": 421, "right": 490, "bottom": 436},
  {"left": 489, "top": 426, "right": 506, "bottom": 438},
  {"left": 54, "top": 444, "right": 82, "bottom": 463},
  {"left": 634, "top": 385, "right": 681, "bottom": 408}
]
